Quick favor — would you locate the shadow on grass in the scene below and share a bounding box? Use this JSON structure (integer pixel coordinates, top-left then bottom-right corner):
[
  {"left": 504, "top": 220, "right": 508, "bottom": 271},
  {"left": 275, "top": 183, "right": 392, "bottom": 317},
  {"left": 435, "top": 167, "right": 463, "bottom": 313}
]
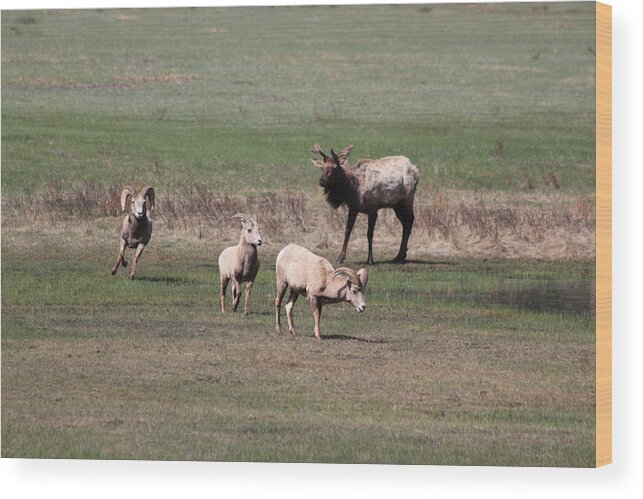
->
[
  {"left": 194, "top": 263, "right": 216, "bottom": 269},
  {"left": 357, "top": 259, "right": 458, "bottom": 266},
  {"left": 404, "top": 259, "right": 458, "bottom": 265},
  {"left": 136, "top": 275, "right": 197, "bottom": 285},
  {"left": 322, "top": 334, "right": 387, "bottom": 344},
  {"left": 223, "top": 310, "right": 274, "bottom": 317}
]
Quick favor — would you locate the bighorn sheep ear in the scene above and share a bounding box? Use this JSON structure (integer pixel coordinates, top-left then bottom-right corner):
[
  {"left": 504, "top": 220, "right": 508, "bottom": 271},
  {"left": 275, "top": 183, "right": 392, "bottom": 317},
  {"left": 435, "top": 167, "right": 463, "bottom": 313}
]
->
[
  {"left": 357, "top": 268, "right": 369, "bottom": 290},
  {"left": 330, "top": 149, "right": 341, "bottom": 168},
  {"left": 339, "top": 144, "right": 354, "bottom": 158},
  {"left": 345, "top": 277, "right": 352, "bottom": 290},
  {"left": 120, "top": 186, "right": 134, "bottom": 213},
  {"left": 140, "top": 186, "right": 155, "bottom": 213}
]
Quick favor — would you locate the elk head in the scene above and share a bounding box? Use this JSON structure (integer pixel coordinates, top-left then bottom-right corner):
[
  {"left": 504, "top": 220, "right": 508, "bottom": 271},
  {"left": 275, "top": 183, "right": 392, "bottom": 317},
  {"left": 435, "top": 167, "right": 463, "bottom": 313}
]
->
[{"left": 310, "top": 144, "right": 354, "bottom": 188}]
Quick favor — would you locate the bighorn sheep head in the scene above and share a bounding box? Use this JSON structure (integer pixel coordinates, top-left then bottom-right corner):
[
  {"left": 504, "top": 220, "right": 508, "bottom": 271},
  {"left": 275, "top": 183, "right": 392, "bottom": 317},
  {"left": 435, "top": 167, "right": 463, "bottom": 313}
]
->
[
  {"left": 232, "top": 213, "right": 262, "bottom": 246},
  {"left": 120, "top": 186, "right": 155, "bottom": 220},
  {"left": 332, "top": 266, "right": 369, "bottom": 312}
]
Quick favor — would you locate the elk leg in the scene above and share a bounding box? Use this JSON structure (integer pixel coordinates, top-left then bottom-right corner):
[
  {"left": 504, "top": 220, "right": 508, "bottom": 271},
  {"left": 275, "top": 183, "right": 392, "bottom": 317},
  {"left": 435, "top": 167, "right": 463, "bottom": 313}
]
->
[
  {"left": 243, "top": 280, "right": 254, "bottom": 316},
  {"left": 309, "top": 297, "right": 322, "bottom": 339},
  {"left": 393, "top": 202, "right": 414, "bottom": 263},
  {"left": 285, "top": 290, "right": 299, "bottom": 336},
  {"left": 366, "top": 212, "right": 378, "bottom": 265},
  {"left": 220, "top": 276, "right": 230, "bottom": 313},
  {"left": 231, "top": 278, "right": 241, "bottom": 311},
  {"left": 275, "top": 281, "right": 288, "bottom": 333},
  {"left": 337, "top": 209, "right": 358, "bottom": 264},
  {"left": 129, "top": 243, "right": 145, "bottom": 279},
  {"left": 111, "top": 238, "right": 127, "bottom": 275}
]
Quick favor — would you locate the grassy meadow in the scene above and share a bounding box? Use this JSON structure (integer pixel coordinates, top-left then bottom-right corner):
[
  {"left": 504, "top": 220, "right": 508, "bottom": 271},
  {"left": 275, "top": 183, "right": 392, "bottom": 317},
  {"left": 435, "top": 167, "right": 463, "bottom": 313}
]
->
[{"left": 2, "top": 4, "right": 596, "bottom": 465}]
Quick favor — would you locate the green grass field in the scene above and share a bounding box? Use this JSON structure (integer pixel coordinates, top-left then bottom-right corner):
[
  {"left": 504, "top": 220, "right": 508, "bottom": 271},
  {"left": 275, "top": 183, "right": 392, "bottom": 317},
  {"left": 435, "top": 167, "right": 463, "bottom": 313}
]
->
[
  {"left": 2, "top": 4, "right": 596, "bottom": 466},
  {"left": 2, "top": 243, "right": 595, "bottom": 465},
  {"left": 2, "top": 4, "right": 595, "bottom": 194}
]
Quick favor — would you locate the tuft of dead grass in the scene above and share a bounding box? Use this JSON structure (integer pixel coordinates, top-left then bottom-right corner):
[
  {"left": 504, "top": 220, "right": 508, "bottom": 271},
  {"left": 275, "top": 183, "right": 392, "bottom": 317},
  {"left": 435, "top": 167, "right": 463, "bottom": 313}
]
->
[{"left": 544, "top": 170, "right": 563, "bottom": 189}]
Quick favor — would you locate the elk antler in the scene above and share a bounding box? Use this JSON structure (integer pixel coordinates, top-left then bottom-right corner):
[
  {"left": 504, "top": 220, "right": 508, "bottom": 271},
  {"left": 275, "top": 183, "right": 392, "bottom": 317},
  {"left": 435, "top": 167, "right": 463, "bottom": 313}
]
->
[
  {"left": 311, "top": 144, "right": 327, "bottom": 160},
  {"left": 330, "top": 148, "right": 342, "bottom": 166},
  {"left": 339, "top": 144, "right": 354, "bottom": 158}
]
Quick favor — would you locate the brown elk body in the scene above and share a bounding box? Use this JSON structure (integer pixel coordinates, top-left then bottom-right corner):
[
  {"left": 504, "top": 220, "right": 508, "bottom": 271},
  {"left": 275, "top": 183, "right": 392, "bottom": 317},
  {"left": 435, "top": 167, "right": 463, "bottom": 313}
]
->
[
  {"left": 111, "top": 185, "right": 155, "bottom": 279},
  {"left": 311, "top": 144, "right": 419, "bottom": 264}
]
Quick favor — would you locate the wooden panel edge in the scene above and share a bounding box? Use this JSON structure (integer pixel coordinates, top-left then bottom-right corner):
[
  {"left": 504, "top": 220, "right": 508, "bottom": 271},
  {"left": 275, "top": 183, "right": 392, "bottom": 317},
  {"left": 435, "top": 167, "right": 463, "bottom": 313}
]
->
[{"left": 595, "top": 1, "right": 612, "bottom": 468}]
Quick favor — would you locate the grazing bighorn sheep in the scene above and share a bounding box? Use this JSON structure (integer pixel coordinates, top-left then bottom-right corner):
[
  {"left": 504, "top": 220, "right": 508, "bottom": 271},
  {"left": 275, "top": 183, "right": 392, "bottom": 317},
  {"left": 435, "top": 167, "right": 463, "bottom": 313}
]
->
[
  {"left": 111, "top": 185, "right": 155, "bottom": 279},
  {"left": 311, "top": 144, "right": 419, "bottom": 264},
  {"left": 218, "top": 213, "right": 262, "bottom": 315},
  {"left": 275, "top": 243, "right": 368, "bottom": 339}
]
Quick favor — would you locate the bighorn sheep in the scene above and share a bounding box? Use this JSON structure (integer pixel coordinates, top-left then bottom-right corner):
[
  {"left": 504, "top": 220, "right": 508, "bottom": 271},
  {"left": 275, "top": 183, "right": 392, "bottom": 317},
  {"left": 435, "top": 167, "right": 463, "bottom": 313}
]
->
[
  {"left": 111, "top": 185, "right": 155, "bottom": 279},
  {"left": 275, "top": 244, "right": 368, "bottom": 339},
  {"left": 218, "top": 213, "right": 262, "bottom": 315},
  {"left": 311, "top": 144, "right": 419, "bottom": 264}
]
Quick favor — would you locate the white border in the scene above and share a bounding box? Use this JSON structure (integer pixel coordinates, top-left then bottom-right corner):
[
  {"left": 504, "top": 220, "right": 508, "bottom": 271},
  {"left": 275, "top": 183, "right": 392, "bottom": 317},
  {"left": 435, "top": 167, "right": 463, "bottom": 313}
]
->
[{"left": 1, "top": 0, "right": 641, "bottom": 497}]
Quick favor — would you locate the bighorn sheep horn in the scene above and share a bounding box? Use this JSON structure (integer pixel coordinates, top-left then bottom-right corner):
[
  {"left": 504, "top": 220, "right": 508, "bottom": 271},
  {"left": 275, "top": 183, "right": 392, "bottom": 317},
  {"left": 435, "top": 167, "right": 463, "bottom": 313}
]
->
[
  {"left": 332, "top": 267, "right": 358, "bottom": 284},
  {"left": 139, "top": 186, "right": 155, "bottom": 213},
  {"left": 232, "top": 213, "right": 249, "bottom": 223},
  {"left": 120, "top": 185, "right": 135, "bottom": 213}
]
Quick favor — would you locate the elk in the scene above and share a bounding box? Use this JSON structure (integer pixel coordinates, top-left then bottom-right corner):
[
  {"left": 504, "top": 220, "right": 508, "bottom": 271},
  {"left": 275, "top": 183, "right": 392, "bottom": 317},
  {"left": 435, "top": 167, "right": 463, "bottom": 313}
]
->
[
  {"left": 111, "top": 185, "right": 155, "bottom": 279},
  {"left": 275, "top": 244, "right": 368, "bottom": 339},
  {"left": 311, "top": 144, "right": 419, "bottom": 264}
]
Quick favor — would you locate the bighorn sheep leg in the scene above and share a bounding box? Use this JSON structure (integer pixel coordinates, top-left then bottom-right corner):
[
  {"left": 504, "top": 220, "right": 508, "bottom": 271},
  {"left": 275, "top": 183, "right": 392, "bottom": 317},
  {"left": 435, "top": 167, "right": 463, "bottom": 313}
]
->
[
  {"left": 231, "top": 278, "right": 242, "bottom": 311},
  {"left": 309, "top": 296, "right": 322, "bottom": 339},
  {"left": 220, "top": 276, "right": 230, "bottom": 313},
  {"left": 111, "top": 238, "right": 127, "bottom": 276},
  {"left": 243, "top": 281, "right": 254, "bottom": 316},
  {"left": 393, "top": 201, "right": 415, "bottom": 263},
  {"left": 285, "top": 290, "right": 299, "bottom": 336},
  {"left": 129, "top": 243, "right": 146, "bottom": 279},
  {"left": 367, "top": 212, "right": 378, "bottom": 265},
  {"left": 337, "top": 209, "right": 358, "bottom": 264},
  {"left": 275, "top": 281, "right": 288, "bottom": 333}
]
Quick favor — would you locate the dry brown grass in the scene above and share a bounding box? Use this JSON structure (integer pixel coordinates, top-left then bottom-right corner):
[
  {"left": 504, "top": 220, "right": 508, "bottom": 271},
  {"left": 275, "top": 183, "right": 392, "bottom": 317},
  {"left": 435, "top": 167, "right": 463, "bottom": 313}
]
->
[{"left": 2, "top": 182, "right": 595, "bottom": 261}]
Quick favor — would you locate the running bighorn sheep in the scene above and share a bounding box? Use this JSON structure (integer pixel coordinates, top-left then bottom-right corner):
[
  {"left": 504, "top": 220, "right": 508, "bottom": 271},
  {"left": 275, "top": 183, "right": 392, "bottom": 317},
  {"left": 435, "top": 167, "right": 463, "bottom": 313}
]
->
[
  {"left": 311, "top": 144, "right": 419, "bottom": 264},
  {"left": 275, "top": 244, "right": 368, "bottom": 339},
  {"left": 111, "top": 185, "right": 155, "bottom": 279},
  {"left": 218, "top": 213, "right": 262, "bottom": 315}
]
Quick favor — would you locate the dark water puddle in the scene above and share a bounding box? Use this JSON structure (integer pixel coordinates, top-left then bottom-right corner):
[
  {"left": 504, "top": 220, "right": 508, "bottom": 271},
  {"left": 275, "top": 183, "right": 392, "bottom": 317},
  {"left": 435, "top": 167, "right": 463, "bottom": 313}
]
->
[{"left": 468, "top": 280, "right": 596, "bottom": 315}]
